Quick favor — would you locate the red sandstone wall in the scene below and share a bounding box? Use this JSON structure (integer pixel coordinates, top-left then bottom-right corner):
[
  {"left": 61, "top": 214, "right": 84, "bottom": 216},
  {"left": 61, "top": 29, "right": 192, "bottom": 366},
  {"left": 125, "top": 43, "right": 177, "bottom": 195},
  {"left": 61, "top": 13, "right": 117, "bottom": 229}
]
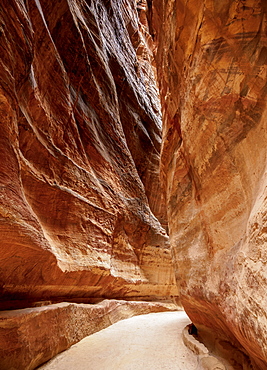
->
[
  {"left": 0, "top": 0, "right": 177, "bottom": 308},
  {"left": 153, "top": 0, "right": 267, "bottom": 367}
]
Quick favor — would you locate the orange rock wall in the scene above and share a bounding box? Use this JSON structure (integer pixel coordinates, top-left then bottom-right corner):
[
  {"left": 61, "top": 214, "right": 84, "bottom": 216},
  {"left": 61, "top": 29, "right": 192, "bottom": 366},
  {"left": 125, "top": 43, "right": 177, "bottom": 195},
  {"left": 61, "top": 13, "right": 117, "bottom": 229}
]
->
[
  {"left": 3, "top": 0, "right": 267, "bottom": 367},
  {"left": 153, "top": 0, "right": 267, "bottom": 367},
  {"left": 0, "top": 0, "right": 177, "bottom": 308}
]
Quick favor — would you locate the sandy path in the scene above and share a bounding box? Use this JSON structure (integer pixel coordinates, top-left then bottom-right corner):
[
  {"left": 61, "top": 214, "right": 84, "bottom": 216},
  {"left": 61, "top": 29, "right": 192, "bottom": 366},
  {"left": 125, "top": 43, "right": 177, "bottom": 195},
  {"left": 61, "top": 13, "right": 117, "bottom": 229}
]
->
[{"left": 40, "top": 311, "right": 200, "bottom": 370}]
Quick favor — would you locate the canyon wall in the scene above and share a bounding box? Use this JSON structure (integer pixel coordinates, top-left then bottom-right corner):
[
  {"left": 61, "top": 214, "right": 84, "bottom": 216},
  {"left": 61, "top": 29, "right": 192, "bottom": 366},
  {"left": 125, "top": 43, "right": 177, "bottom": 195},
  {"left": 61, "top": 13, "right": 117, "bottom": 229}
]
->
[
  {"left": 0, "top": 0, "right": 178, "bottom": 309},
  {"left": 153, "top": 0, "right": 267, "bottom": 367},
  {"left": 2, "top": 0, "right": 267, "bottom": 368}
]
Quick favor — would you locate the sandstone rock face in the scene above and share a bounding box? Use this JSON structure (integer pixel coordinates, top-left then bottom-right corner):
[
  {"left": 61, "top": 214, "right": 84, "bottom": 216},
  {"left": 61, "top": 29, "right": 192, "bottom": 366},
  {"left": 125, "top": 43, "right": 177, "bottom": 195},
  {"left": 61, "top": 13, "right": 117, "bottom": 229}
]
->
[
  {"left": 153, "top": 0, "right": 267, "bottom": 367},
  {"left": 0, "top": 299, "right": 178, "bottom": 370},
  {"left": 0, "top": 0, "right": 177, "bottom": 308}
]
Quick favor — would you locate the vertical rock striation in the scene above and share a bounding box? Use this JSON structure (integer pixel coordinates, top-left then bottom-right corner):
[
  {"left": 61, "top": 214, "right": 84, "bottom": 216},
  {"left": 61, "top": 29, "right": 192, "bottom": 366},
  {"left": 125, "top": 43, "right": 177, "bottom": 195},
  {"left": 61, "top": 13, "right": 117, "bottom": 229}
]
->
[
  {"left": 153, "top": 0, "right": 267, "bottom": 367},
  {"left": 0, "top": 0, "right": 177, "bottom": 308}
]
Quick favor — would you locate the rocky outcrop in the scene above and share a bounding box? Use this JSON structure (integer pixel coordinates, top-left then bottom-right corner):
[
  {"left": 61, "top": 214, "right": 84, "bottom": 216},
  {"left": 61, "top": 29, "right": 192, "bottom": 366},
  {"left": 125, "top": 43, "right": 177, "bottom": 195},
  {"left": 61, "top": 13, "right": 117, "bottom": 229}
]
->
[
  {"left": 182, "top": 323, "right": 252, "bottom": 369},
  {"left": 153, "top": 0, "right": 267, "bottom": 367},
  {"left": 0, "top": 0, "right": 178, "bottom": 309},
  {"left": 0, "top": 299, "right": 178, "bottom": 370}
]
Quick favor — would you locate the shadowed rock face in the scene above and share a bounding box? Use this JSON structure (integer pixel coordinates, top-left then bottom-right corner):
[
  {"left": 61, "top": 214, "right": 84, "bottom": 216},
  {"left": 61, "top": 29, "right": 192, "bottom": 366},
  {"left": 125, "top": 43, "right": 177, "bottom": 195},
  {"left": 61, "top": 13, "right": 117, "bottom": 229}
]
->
[
  {"left": 2, "top": 0, "right": 267, "bottom": 367},
  {"left": 0, "top": 0, "right": 178, "bottom": 308},
  {"left": 153, "top": 0, "right": 267, "bottom": 367}
]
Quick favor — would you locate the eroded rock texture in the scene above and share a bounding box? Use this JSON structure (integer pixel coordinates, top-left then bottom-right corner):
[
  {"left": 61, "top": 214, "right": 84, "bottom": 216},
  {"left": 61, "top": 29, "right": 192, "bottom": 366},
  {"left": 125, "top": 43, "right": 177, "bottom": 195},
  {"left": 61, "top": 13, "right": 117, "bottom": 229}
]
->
[
  {"left": 153, "top": 0, "right": 267, "bottom": 367},
  {"left": 0, "top": 300, "right": 177, "bottom": 370},
  {"left": 0, "top": 0, "right": 178, "bottom": 308}
]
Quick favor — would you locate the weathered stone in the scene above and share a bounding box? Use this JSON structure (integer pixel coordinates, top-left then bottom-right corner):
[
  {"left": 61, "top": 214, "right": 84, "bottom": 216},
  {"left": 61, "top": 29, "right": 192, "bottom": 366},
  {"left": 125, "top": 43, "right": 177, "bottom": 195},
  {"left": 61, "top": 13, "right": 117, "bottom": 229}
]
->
[
  {"left": 0, "top": 0, "right": 177, "bottom": 308},
  {"left": 39, "top": 311, "right": 197, "bottom": 370},
  {"left": 0, "top": 299, "right": 178, "bottom": 370},
  {"left": 153, "top": 0, "right": 267, "bottom": 367},
  {"left": 2, "top": 0, "right": 267, "bottom": 368}
]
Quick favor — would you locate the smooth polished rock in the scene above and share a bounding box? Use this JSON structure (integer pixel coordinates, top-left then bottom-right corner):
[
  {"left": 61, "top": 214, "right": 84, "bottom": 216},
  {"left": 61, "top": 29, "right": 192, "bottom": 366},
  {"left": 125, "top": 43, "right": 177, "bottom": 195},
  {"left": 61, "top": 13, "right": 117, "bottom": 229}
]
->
[
  {"left": 0, "top": 0, "right": 177, "bottom": 307},
  {"left": 153, "top": 0, "right": 267, "bottom": 368}
]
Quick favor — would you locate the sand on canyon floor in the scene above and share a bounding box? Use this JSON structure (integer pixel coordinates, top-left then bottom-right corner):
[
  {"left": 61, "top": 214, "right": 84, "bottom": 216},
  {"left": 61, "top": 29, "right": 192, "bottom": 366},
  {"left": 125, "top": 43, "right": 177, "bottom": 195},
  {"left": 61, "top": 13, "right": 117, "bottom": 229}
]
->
[{"left": 39, "top": 311, "right": 201, "bottom": 370}]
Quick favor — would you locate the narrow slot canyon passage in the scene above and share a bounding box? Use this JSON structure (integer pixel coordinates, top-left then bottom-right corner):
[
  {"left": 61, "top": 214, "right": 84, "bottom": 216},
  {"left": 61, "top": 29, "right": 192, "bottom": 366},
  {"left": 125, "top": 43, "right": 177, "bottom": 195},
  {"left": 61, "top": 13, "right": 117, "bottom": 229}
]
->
[
  {"left": 40, "top": 311, "right": 199, "bottom": 370},
  {"left": 1, "top": 0, "right": 267, "bottom": 368}
]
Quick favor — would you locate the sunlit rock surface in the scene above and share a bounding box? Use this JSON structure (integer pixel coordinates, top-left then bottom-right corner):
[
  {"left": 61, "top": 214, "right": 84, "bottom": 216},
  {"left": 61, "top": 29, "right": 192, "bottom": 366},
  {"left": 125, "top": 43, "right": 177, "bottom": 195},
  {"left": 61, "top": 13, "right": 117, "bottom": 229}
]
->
[
  {"left": 0, "top": 300, "right": 178, "bottom": 370},
  {"left": 3, "top": 0, "right": 267, "bottom": 368},
  {"left": 0, "top": 0, "right": 177, "bottom": 308},
  {"left": 153, "top": 0, "right": 267, "bottom": 367}
]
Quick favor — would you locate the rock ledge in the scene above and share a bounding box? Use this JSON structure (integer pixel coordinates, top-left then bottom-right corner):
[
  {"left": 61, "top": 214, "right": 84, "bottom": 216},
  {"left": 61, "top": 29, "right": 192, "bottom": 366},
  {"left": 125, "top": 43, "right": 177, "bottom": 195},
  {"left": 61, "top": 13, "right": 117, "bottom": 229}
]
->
[{"left": 0, "top": 299, "right": 178, "bottom": 370}]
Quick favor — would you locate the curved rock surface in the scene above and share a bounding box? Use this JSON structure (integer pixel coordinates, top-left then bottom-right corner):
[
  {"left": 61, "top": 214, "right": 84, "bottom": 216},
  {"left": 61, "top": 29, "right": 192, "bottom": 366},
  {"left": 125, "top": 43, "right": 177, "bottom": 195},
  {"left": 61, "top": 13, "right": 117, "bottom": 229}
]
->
[
  {"left": 0, "top": 0, "right": 177, "bottom": 308},
  {"left": 2, "top": 0, "right": 267, "bottom": 368},
  {"left": 153, "top": 0, "right": 267, "bottom": 368}
]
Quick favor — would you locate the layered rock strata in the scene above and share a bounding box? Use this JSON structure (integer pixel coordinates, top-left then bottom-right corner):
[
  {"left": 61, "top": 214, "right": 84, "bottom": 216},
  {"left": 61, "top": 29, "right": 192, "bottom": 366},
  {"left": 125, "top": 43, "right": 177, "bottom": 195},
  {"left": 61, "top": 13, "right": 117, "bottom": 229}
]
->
[
  {"left": 0, "top": 299, "right": 178, "bottom": 370},
  {"left": 0, "top": 0, "right": 177, "bottom": 308},
  {"left": 153, "top": 0, "right": 267, "bottom": 367}
]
